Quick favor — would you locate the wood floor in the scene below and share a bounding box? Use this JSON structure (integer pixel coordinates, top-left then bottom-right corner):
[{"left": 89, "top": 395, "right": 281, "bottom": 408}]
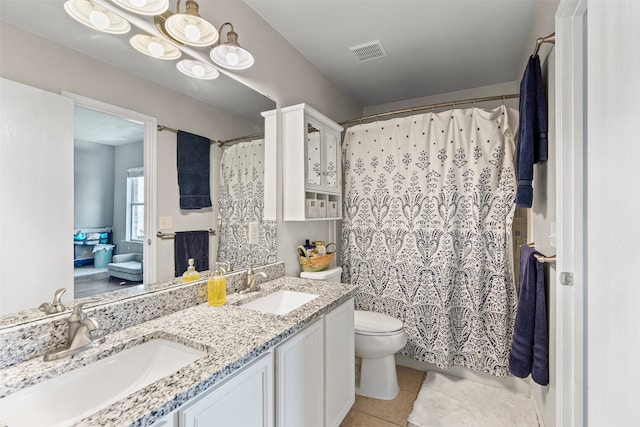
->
[{"left": 74, "top": 266, "right": 142, "bottom": 299}]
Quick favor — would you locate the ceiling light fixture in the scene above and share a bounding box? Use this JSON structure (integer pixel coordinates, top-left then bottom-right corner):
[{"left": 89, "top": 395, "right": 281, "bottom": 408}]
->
[
  {"left": 111, "top": 0, "right": 169, "bottom": 16},
  {"left": 176, "top": 59, "right": 220, "bottom": 80},
  {"left": 64, "top": 0, "right": 255, "bottom": 81},
  {"left": 164, "top": 0, "right": 218, "bottom": 47},
  {"left": 130, "top": 34, "right": 181, "bottom": 60},
  {"left": 64, "top": 0, "right": 130, "bottom": 34},
  {"left": 210, "top": 22, "right": 254, "bottom": 70}
]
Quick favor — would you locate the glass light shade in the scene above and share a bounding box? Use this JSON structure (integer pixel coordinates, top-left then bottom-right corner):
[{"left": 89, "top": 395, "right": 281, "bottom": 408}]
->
[
  {"left": 210, "top": 44, "right": 254, "bottom": 70},
  {"left": 64, "top": 0, "right": 130, "bottom": 34},
  {"left": 176, "top": 59, "right": 220, "bottom": 80},
  {"left": 130, "top": 34, "right": 181, "bottom": 60},
  {"left": 165, "top": 13, "right": 218, "bottom": 47},
  {"left": 111, "top": 0, "right": 169, "bottom": 16}
]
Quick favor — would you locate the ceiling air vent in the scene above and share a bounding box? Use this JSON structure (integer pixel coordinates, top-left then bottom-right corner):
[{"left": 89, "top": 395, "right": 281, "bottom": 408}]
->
[{"left": 349, "top": 40, "right": 387, "bottom": 63}]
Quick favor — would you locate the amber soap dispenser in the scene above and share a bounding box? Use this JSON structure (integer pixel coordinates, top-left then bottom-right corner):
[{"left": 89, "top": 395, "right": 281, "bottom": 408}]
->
[{"left": 181, "top": 258, "right": 200, "bottom": 283}]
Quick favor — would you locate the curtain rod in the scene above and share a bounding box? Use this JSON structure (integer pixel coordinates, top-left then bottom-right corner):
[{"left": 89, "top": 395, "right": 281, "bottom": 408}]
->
[
  {"left": 339, "top": 93, "right": 520, "bottom": 126},
  {"left": 157, "top": 125, "right": 263, "bottom": 147}
]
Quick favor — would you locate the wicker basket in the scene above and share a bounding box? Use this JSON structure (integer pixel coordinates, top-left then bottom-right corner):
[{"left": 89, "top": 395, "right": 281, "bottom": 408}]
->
[{"left": 297, "top": 243, "right": 336, "bottom": 272}]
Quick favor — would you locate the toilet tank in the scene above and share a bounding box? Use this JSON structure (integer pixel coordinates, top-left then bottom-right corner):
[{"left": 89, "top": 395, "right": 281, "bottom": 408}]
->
[{"left": 300, "top": 267, "right": 342, "bottom": 282}]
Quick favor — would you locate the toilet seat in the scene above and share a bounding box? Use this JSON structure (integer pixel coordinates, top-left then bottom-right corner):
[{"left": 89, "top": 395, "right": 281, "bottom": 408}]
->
[{"left": 354, "top": 310, "right": 403, "bottom": 336}]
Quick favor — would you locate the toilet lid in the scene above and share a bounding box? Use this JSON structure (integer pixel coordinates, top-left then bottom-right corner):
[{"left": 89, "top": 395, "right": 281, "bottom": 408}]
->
[{"left": 354, "top": 310, "right": 403, "bottom": 334}]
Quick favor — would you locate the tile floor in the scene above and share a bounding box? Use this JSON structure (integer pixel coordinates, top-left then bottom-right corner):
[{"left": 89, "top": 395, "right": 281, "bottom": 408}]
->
[{"left": 341, "top": 364, "right": 425, "bottom": 427}]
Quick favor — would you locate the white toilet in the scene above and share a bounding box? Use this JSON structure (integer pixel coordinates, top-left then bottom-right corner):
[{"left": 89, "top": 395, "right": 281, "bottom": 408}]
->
[
  {"left": 353, "top": 310, "right": 406, "bottom": 399},
  {"left": 300, "top": 266, "right": 407, "bottom": 400}
]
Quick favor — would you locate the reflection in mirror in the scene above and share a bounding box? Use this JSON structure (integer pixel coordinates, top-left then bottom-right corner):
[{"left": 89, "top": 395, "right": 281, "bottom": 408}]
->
[
  {"left": 217, "top": 139, "right": 277, "bottom": 270},
  {"left": 307, "top": 123, "right": 321, "bottom": 186},
  {"left": 73, "top": 106, "right": 145, "bottom": 299}
]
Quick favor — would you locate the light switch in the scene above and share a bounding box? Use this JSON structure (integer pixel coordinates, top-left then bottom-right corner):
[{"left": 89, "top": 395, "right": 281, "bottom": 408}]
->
[{"left": 159, "top": 216, "right": 172, "bottom": 230}]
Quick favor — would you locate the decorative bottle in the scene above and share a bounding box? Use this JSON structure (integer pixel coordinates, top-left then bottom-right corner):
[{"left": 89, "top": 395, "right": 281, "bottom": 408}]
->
[
  {"left": 208, "top": 262, "right": 227, "bottom": 306},
  {"left": 181, "top": 258, "right": 200, "bottom": 283}
]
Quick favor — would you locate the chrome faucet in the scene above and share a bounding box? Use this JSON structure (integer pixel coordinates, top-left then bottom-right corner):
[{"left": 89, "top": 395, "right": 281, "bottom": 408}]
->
[
  {"left": 44, "top": 301, "right": 106, "bottom": 361},
  {"left": 39, "top": 288, "right": 67, "bottom": 315},
  {"left": 240, "top": 265, "right": 267, "bottom": 294}
]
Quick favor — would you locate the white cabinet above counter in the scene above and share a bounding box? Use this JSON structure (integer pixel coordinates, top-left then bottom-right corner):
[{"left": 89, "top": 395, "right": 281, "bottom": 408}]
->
[{"left": 280, "top": 103, "right": 344, "bottom": 221}]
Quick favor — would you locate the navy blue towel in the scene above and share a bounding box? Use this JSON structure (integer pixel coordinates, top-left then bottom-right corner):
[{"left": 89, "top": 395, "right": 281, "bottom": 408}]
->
[
  {"left": 516, "top": 55, "right": 548, "bottom": 208},
  {"left": 174, "top": 230, "right": 209, "bottom": 277},
  {"left": 177, "top": 130, "right": 212, "bottom": 210},
  {"left": 509, "top": 245, "right": 549, "bottom": 386}
]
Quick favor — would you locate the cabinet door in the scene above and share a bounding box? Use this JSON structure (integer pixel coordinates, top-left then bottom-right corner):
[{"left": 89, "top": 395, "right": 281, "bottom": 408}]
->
[
  {"left": 276, "top": 319, "right": 324, "bottom": 427},
  {"left": 305, "top": 120, "right": 323, "bottom": 191},
  {"left": 322, "top": 130, "right": 341, "bottom": 194},
  {"left": 324, "top": 299, "right": 355, "bottom": 427},
  {"left": 179, "top": 352, "right": 273, "bottom": 427}
]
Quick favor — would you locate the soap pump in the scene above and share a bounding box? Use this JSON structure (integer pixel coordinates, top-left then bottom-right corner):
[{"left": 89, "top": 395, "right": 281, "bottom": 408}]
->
[
  {"left": 182, "top": 258, "right": 200, "bottom": 283},
  {"left": 208, "top": 262, "right": 228, "bottom": 306}
]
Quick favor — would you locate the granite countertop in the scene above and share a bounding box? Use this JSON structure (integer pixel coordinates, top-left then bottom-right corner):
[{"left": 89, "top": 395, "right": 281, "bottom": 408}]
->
[{"left": 0, "top": 277, "right": 357, "bottom": 426}]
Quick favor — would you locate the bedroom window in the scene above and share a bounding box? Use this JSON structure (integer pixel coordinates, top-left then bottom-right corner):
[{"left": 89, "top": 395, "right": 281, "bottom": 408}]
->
[{"left": 126, "top": 167, "right": 144, "bottom": 242}]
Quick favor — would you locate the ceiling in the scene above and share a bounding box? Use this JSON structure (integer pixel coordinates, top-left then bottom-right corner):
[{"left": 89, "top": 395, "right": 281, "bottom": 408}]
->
[
  {"left": 245, "top": 0, "right": 539, "bottom": 107},
  {"left": 1, "top": 0, "right": 540, "bottom": 142},
  {"left": 74, "top": 106, "right": 144, "bottom": 146}
]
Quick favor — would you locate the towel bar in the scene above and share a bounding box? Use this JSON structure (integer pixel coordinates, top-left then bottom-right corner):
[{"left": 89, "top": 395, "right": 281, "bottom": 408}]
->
[
  {"left": 533, "top": 254, "right": 556, "bottom": 264},
  {"left": 156, "top": 229, "right": 216, "bottom": 239},
  {"left": 525, "top": 242, "right": 556, "bottom": 265}
]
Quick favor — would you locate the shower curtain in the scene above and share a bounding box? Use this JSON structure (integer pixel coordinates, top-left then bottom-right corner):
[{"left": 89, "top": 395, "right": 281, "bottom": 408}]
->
[
  {"left": 342, "top": 106, "right": 518, "bottom": 376},
  {"left": 218, "top": 140, "right": 276, "bottom": 270}
]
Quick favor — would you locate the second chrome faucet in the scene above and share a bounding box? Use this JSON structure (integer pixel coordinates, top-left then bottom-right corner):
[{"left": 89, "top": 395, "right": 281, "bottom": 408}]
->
[
  {"left": 44, "top": 301, "right": 105, "bottom": 361},
  {"left": 240, "top": 265, "right": 267, "bottom": 294}
]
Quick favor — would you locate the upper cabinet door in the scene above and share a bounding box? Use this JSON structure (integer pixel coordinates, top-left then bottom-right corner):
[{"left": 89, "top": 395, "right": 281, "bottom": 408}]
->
[
  {"left": 280, "top": 103, "right": 344, "bottom": 221},
  {"left": 323, "top": 130, "right": 340, "bottom": 193},
  {"left": 306, "top": 121, "right": 323, "bottom": 189}
]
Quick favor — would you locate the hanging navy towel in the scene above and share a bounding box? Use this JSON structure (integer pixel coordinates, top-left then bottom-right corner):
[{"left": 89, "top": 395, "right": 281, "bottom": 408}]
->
[
  {"left": 174, "top": 230, "right": 209, "bottom": 277},
  {"left": 515, "top": 55, "right": 548, "bottom": 208},
  {"left": 177, "top": 130, "right": 212, "bottom": 210},
  {"left": 509, "top": 245, "right": 549, "bottom": 386}
]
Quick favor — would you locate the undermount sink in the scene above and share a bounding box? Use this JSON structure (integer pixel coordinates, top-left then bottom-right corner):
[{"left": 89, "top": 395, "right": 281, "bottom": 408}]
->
[
  {"left": 0, "top": 338, "right": 205, "bottom": 427},
  {"left": 240, "top": 289, "right": 319, "bottom": 315}
]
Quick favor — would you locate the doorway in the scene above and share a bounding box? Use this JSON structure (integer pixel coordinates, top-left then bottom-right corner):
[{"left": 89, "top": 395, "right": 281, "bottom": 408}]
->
[{"left": 63, "top": 91, "right": 158, "bottom": 296}]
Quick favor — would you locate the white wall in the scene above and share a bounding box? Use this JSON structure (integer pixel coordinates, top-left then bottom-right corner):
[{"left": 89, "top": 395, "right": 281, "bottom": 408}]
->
[
  {"left": 74, "top": 140, "right": 115, "bottom": 229},
  {"left": 517, "top": 1, "right": 559, "bottom": 425},
  {"left": 586, "top": 1, "right": 640, "bottom": 425}
]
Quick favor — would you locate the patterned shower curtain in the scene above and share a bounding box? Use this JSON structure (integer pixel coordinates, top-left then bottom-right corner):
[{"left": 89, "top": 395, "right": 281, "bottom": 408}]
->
[
  {"left": 342, "top": 106, "right": 518, "bottom": 376},
  {"left": 217, "top": 140, "right": 276, "bottom": 270}
]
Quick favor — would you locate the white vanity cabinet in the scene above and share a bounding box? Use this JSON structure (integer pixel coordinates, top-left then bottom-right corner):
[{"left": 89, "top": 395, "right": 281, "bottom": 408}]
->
[
  {"left": 280, "top": 103, "right": 344, "bottom": 221},
  {"left": 153, "top": 298, "right": 354, "bottom": 427},
  {"left": 156, "top": 352, "right": 274, "bottom": 427},
  {"left": 276, "top": 319, "right": 325, "bottom": 427},
  {"left": 276, "top": 298, "right": 355, "bottom": 427},
  {"left": 324, "top": 298, "right": 356, "bottom": 426}
]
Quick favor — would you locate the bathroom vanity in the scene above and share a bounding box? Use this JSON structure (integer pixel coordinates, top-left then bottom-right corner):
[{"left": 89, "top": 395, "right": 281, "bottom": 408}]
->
[{"left": 0, "top": 274, "right": 356, "bottom": 426}]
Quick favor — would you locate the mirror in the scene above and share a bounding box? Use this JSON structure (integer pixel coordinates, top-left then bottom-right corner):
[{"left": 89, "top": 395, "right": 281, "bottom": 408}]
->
[{"left": 0, "top": 6, "right": 277, "bottom": 327}]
